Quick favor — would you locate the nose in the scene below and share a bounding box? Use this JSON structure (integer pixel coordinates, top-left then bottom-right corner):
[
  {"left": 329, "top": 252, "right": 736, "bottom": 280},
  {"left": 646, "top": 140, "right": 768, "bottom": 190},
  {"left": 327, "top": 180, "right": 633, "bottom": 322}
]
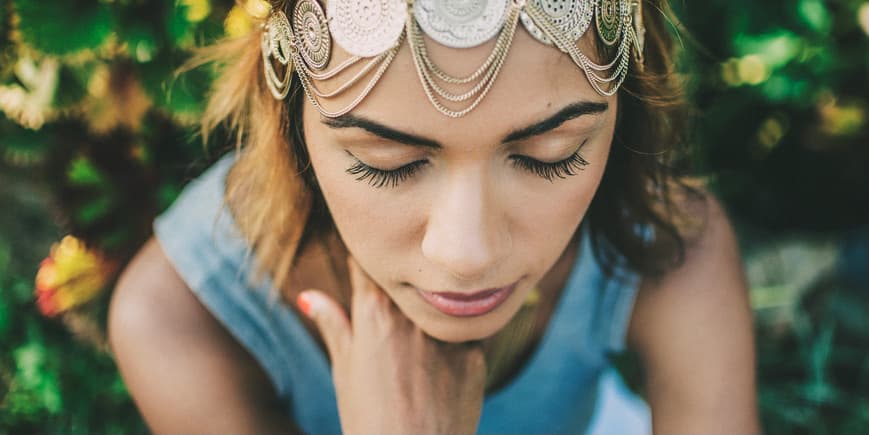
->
[{"left": 420, "top": 167, "right": 511, "bottom": 282}]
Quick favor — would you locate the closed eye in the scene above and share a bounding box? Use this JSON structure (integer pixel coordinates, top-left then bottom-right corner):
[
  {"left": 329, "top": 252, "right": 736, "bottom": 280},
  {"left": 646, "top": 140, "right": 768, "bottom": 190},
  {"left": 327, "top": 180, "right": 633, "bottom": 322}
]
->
[
  {"left": 346, "top": 156, "right": 430, "bottom": 188},
  {"left": 509, "top": 139, "right": 590, "bottom": 182}
]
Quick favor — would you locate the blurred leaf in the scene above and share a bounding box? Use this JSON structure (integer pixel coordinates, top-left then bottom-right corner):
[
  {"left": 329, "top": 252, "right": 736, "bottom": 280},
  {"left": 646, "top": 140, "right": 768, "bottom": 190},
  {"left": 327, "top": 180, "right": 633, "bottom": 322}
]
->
[
  {"left": 0, "top": 2, "right": 6, "bottom": 43},
  {"left": 0, "top": 291, "right": 10, "bottom": 337},
  {"left": 166, "top": 0, "right": 197, "bottom": 47},
  {"left": 798, "top": 0, "right": 832, "bottom": 35},
  {"left": 137, "top": 51, "right": 210, "bottom": 121},
  {"left": 53, "top": 66, "right": 89, "bottom": 110},
  {"left": 125, "top": 26, "right": 160, "bottom": 63},
  {"left": 66, "top": 157, "right": 108, "bottom": 187},
  {"left": 74, "top": 196, "right": 113, "bottom": 224},
  {"left": 178, "top": 0, "right": 213, "bottom": 23},
  {"left": 98, "top": 226, "right": 132, "bottom": 252},
  {"left": 13, "top": 0, "right": 114, "bottom": 55},
  {"left": 9, "top": 280, "right": 32, "bottom": 304},
  {"left": 0, "top": 240, "right": 9, "bottom": 279},
  {"left": 115, "top": 4, "right": 164, "bottom": 63},
  {"left": 0, "top": 243, "right": 11, "bottom": 336},
  {"left": 734, "top": 31, "right": 803, "bottom": 69},
  {"left": 0, "top": 118, "right": 52, "bottom": 166},
  {"left": 12, "top": 342, "right": 63, "bottom": 414},
  {"left": 827, "top": 289, "right": 869, "bottom": 335},
  {"left": 156, "top": 182, "right": 181, "bottom": 210},
  {"left": 805, "top": 320, "right": 836, "bottom": 403}
]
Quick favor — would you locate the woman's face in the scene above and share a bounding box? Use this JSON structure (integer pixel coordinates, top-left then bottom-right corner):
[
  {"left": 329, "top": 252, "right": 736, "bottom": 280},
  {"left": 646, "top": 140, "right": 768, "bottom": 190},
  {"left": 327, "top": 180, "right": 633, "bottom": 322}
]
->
[{"left": 303, "top": 23, "right": 617, "bottom": 343}]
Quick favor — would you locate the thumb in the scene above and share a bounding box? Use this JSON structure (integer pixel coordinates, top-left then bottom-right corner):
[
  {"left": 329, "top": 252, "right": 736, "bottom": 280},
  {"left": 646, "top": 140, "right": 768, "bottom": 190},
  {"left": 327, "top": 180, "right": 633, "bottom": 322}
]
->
[{"left": 297, "top": 290, "right": 351, "bottom": 363}]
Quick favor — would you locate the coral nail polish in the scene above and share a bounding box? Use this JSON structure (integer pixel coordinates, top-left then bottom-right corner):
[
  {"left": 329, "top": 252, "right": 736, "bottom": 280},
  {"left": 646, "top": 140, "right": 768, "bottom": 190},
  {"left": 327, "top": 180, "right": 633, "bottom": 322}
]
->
[{"left": 296, "top": 292, "right": 313, "bottom": 317}]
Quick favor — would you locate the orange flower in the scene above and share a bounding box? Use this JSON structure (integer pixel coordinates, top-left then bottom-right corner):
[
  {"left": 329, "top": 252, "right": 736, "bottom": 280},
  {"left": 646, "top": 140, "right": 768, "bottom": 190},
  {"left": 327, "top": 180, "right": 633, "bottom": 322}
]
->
[{"left": 34, "top": 236, "right": 116, "bottom": 317}]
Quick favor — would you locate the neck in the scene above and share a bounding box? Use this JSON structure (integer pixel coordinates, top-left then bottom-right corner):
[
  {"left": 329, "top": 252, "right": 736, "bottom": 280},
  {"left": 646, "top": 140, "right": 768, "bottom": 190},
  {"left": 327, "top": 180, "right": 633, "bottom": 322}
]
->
[{"left": 479, "top": 231, "right": 582, "bottom": 391}]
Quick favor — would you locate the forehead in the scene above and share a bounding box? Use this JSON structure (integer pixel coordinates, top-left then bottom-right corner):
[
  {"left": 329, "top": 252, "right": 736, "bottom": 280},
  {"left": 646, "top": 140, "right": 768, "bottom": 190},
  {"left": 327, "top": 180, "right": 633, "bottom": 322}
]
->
[{"left": 306, "top": 4, "right": 614, "bottom": 144}]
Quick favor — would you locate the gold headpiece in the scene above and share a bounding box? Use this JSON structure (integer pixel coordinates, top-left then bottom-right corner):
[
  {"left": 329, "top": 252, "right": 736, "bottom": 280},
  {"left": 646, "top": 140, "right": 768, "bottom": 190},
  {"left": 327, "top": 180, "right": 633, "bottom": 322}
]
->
[{"left": 262, "top": 0, "right": 645, "bottom": 118}]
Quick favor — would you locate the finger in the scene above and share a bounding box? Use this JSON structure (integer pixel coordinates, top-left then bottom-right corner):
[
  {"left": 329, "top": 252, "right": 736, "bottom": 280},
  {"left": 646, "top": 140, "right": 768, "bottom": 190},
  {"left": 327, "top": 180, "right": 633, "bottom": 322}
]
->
[
  {"left": 347, "top": 256, "right": 387, "bottom": 325},
  {"left": 296, "top": 289, "right": 351, "bottom": 362}
]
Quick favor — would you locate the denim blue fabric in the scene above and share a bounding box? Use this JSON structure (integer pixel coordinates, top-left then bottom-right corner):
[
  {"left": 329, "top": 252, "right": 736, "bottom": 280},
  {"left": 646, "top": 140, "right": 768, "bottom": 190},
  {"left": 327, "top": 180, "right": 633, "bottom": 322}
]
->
[{"left": 153, "top": 152, "right": 651, "bottom": 434}]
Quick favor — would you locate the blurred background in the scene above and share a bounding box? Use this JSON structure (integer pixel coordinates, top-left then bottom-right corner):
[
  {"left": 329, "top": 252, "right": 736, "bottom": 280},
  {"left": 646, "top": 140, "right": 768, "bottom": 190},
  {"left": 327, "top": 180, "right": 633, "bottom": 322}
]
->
[{"left": 0, "top": 0, "right": 866, "bottom": 433}]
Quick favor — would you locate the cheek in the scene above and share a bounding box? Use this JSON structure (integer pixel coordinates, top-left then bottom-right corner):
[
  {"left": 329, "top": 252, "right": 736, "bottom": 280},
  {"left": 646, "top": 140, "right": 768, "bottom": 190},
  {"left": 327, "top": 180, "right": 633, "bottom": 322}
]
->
[
  {"left": 306, "top": 141, "right": 420, "bottom": 281},
  {"left": 508, "top": 172, "right": 601, "bottom": 270},
  {"left": 511, "top": 140, "right": 610, "bottom": 232}
]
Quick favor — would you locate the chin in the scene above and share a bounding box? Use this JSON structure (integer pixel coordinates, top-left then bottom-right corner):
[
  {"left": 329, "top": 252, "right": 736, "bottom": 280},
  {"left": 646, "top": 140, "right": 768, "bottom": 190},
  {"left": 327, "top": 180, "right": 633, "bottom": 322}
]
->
[
  {"left": 415, "top": 314, "right": 510, "bottom": 344},
  {"left": 422, "top": 326, "right": 495, "bottom": 343}
]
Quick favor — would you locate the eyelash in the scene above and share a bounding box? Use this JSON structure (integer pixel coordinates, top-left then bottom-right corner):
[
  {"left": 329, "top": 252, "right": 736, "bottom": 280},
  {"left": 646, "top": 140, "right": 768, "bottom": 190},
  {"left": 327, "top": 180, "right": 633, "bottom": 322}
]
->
[
  {"left": 346, "top": 140, "right": 590, "bottom": 188},
  {"left": 346, "top": 158, "right": 429, "bottom": 188},
  {"left": 508, "top": 140, "right": 590, "bottom": 182}
]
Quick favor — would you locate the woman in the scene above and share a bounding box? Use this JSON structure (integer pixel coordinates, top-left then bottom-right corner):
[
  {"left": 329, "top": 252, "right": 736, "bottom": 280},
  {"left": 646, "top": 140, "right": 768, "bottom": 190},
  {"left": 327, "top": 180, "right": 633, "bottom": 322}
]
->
[{"left": 108, "top": 0, "right": 760, "bottom": 433}]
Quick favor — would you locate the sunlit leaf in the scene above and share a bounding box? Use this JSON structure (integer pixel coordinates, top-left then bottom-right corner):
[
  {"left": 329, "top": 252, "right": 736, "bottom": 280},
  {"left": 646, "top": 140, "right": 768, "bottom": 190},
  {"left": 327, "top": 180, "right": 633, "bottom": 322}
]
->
[
  {"left": 798, "top": 0, "right": 832, "bottom": 35},
  {"left": 734, "top": 31, "right": 803, "bottom": 69},
  {"left": 115, "top": 11, "right": 163, "bottom": 63},
  {"left": 167, "top": 0, "right": 197, "bottom": 47}
]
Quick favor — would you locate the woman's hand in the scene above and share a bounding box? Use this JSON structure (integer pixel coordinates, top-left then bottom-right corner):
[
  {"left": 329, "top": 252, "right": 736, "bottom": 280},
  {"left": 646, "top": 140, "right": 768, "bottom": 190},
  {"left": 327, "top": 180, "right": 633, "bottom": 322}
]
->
[{"left": 296, "top": 257, "right": 487, "bottom": 435}]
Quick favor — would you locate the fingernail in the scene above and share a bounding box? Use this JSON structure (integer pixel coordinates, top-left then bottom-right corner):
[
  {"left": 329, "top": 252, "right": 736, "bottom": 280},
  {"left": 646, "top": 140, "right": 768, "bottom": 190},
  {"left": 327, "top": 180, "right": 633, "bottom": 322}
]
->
[{"left": 296, "top": 292, "right": 314, "bottom": 317}]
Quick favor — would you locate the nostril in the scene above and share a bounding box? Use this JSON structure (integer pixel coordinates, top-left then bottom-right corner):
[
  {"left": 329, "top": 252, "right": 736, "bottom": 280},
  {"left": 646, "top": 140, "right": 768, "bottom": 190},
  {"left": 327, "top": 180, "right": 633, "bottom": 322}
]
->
[{"left": 421, "top": 226, "right": 511, "bottom": 282}]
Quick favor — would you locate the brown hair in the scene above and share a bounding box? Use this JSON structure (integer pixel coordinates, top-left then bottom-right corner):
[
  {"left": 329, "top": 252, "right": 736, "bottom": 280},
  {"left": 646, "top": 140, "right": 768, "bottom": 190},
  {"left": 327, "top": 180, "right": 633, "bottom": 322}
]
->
[{"left": 186, "top": 0, "right": 707, "bottom": 304}]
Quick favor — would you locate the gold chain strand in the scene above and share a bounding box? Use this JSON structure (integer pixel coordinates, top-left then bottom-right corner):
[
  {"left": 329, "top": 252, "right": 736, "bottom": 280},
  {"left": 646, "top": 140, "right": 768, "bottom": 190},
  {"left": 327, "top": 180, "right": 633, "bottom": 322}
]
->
[
  {"left": 409, "top": 2, "right": 522, "bottom": 118},
  {"left": 304, "top": 55, "right": 363, "bottom": 80},
  {"left": 410, "top": 24, "right": 500, "bottom": 102},
  {"left": 294, "top": 32, "right": 405, "bottom": 118},
  {"left": 412, "top": 20, "right": 504, "bottom": 85},
  {"left": 409, "top": 15, "right": 514, "bottom": 103},
  {"left": 300, "top": 52, "right": 390, "bottom": 98},
  {"left": 524, "top": 2, "right": 632, "bottom": 96}
]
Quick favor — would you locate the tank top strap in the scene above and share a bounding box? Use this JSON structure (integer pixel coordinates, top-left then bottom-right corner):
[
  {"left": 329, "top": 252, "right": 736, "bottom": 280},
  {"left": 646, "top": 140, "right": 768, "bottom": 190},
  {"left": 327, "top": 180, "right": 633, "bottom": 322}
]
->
[
  {"left": 581, "top": 228, "right": 643, "bottom": 356},
  {"left": 558, "top": 223, "right": 642, "bottom": 360},
  {"left": 152, "top": 152, "right": 343, "bottom": 431}
]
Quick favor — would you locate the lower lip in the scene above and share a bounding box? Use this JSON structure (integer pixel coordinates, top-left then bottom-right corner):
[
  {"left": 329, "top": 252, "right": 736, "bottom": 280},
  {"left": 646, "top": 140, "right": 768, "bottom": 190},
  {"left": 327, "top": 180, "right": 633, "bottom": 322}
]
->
[{"left": 417, "top": 284, "right": 516, "bottom": 317}]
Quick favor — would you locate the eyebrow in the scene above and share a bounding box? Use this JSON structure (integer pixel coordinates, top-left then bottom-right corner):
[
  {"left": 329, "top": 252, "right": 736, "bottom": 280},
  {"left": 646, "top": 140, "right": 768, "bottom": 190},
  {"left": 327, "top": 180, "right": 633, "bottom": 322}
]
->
[{"left": 321, "top": 101, "right": 609, "bottom": 149}]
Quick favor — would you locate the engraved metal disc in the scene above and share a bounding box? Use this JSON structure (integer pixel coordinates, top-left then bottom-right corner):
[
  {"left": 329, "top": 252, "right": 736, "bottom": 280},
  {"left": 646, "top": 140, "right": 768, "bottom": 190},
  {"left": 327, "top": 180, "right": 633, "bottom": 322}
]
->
[
  {"left": 327, "top": 0, "right": 406, "bottom": 57},
  {"left": 521, "top": 0, "right": 594, "bottom": 45},
  {"left": 262, "top": 23, "right": 292, "bottom": 99},
  {"left": 595, "top": 0, "right": 624, "bottom": 46},
  {"left": 413, "top": 0, "right": 509, "bottom": 48},
  {"left": 267, "top": 11, "right": 294, "bottom": 65},
  {"left": 293, "top": 0, "right": 331, "bottom": 70}
]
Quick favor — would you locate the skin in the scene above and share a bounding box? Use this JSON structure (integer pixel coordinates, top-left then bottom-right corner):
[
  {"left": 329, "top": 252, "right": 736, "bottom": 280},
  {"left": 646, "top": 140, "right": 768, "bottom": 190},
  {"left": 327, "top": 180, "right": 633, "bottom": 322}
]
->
[
  {"left": 108, "top": 7, "right": 761, "bottom": 434},
  {"left": 302, "top": 22, "right": 616, "bottom": 343}
]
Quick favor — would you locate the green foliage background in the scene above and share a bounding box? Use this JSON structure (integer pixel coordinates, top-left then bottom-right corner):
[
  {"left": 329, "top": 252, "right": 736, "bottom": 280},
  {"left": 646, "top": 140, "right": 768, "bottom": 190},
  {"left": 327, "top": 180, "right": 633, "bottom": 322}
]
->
[{"left": 0, "top": 0, "right": 867, "bottom": 433}]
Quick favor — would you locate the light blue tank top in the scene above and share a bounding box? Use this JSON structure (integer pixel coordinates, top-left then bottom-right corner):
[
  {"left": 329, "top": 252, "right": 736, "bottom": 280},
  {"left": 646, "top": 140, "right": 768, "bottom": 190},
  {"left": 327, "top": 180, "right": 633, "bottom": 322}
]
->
[{"left": 154, "top": 152, "right": 651, "bottom": 435}]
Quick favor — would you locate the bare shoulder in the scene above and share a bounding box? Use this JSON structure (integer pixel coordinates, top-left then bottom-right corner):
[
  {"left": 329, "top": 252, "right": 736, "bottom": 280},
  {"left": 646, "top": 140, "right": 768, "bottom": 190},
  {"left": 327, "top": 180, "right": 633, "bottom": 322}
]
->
[
  {"left": 626, "top": 193, "right": 761, "bottom": 434},
  {"left": 108, "top": 237, "right": 298, "bottom": 434}
]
